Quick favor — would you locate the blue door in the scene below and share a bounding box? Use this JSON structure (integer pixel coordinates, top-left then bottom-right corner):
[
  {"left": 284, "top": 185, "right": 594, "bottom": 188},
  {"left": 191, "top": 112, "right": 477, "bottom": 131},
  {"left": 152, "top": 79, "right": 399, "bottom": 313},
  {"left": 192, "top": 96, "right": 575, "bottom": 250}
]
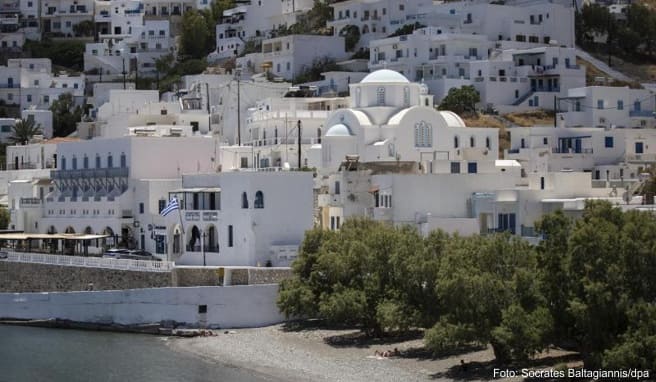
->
[
  {"left": 636, "top": 142, "right": 644, "bottom": 154},
  {"left": 509, "top": 213, "right": 516, "bottom": 234},
  {"left": 575, "top": 139, "right": 582, "bottom": 154}
]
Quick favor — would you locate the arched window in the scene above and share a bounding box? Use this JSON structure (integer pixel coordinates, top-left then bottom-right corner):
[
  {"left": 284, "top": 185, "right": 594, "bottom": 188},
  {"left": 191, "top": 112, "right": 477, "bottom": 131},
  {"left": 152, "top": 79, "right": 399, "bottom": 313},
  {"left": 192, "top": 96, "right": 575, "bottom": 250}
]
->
[
  {"left": 61, "top": 156, "right": 66, "bottom": 170},
  {"left": 377, "top": 87, "right": 385, "bottom": 106},
  {"left": 107, "top": 153, "right": 113, "bottom": 168},
  {"left": 120, "top": 152, "right": 126, "bottom": 168},
  {"left": 254, "top": 191, "right": 264, "bottom": 208},
  {"left": 454, "top": 136, "right": 459, "bottom": 148},
  {"left": 414, "top": 121, "right": 433, "bottom": 148},
  {"left": 470, "top": 136, "right": 475, "bottom": 148},
  {"left": 83, "top": 155, "right": 88, "bottom": 169},
  {"left": 241, "top": 192, "right": 248, "bottom": 208},
  {"left": 72, "top": 156, "right": 77, "bottom": 170},
  {"left": 95, "top": 154, "right": 101, "bottom": 168}
]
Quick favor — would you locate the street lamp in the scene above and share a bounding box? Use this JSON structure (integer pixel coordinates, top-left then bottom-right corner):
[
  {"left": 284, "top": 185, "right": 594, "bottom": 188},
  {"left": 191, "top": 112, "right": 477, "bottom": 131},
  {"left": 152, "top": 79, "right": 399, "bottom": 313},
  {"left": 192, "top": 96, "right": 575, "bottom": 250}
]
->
[
  {"left": 201, "top": 230, "right": 207, "bottom": 266},
  {"left": 119, "top": 48, "right": 126, "bottom": 89}
]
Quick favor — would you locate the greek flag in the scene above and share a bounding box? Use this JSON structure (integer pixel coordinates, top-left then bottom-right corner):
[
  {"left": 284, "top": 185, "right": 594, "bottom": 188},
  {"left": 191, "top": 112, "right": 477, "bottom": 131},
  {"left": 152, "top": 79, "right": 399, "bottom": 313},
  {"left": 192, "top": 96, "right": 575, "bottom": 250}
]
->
[{"left": 160, "top": 197, "right": 179, "bottom": 217}]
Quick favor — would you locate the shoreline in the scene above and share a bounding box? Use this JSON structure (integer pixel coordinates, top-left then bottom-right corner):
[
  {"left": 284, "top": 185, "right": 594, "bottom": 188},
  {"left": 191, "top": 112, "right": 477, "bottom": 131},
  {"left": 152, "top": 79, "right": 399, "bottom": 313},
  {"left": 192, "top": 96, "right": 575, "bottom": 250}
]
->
[{"left": 166, "top": 324, "right": 502, "bottom": 382}]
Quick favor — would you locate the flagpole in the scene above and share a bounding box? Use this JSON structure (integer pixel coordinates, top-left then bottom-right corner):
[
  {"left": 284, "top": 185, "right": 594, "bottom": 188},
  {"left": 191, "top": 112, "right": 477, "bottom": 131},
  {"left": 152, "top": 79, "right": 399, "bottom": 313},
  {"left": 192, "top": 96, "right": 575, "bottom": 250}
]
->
[{"left": 177, "top": 198, "right": 185, "bottom": 235}]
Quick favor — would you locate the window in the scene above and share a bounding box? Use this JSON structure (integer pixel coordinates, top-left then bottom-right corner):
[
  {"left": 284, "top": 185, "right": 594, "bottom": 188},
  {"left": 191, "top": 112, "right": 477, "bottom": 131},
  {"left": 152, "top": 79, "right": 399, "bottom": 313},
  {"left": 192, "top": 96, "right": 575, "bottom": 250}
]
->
[
  {"left": 636, "top": 142, "right": 644, "bottom": 154},
  {"left": 228, "top": 225, "right": 234, "bottom": 247},
  {"left": 540, "top": 176, "right": 545, "bottom": 190},
  {"left": 331, "top": 216, "right": 335, "bottom": 230},
  {"left": 617, "top": 100, "right": 624, "bottom": 110},
  {"left": 61, "top": 156, "right": 66, "bottom": 170},
  {"left": 543, "top": 137, "right": 548, "bottom": 145},
  {"left": 335, "top": 181, "right": 340, "bottom": 195},
  {"left": 497, "top": 213, "right": 516, "bottom": 234},
  {"left": 190, "top": 121, "right": 199, "bottom": 132},
  {"left": 575, "top": 101, "right": 581, "bottom": 112},
  {"left": 43, "top": 95, "right": 49, "bottom": 103},
  {"left": 254, "top": 191, "right": 264, "bottom": 208},
  {"left": 95, "top": 155, "right": 101, "bottom": 168},
  {"left": 451, "top": 162, "right": 460, "bottom": 174},
  {"left": 467, "top": 162, "right": 477, "bottom": 174},
  {"left": 241, "top": 192, "right": 248, "bottom": 208},
  {"left": 414, "top": 121, "right": 433, "bottom": 148},
  {"left": 107, "top": 154, "right": 113, "bottom": 168},
  {"left": 597, "top": 99, "right": 604, "bottom": 109},
  {"left": 139, "top": 203, "right": 144, "bottom": 214},
  {"left": 72, "top": 156, "right": 77, "bottom": 170},
  {"left": 120, "top": 153, "right": 126, "bottom": 168},
  {"left": 377, "top": 87, "right": 385, "bottom": 105},
  {"left": 158, "top": 199, "right": 166, "bottom": 213},
  {"left": 198, "top": 305, "right": 207, "bottom": 314},
  {"left": 27, "top": 95, "right": 32, "bottom": 102},
  {"left": 470, "top": 136, "right": 475, "bottom": 148},
  {"left": 605, "top": 136, "right": 614, "bottom": 148},
  {"left": 486, "top": 137, "right": 491, "bottom": 149},
  {"left": 454, "top": 136, "right": 459, "bottom": 148},
  {"left": 83, "top": 155, "right": 88, "bottom": 169},
  {"left": 0, "top": 125, "right": 10, "bottom": 133}
]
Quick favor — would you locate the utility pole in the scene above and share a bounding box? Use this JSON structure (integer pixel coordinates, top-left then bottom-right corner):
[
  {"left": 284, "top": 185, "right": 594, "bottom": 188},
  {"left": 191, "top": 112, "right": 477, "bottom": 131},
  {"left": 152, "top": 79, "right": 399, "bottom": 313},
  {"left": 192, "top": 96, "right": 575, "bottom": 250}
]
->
[
  {"left": 607, "top": 13, "right": 612, "bottom": 67},
  {"left": 122, "top": 57, "right": 126, "bottom": 90},
  {"left": 554, "top": 95, "right": 558, "bottom": 127},
  {"left": 134, "top": 57, "right": 138, "bottom": 90},
  {"left": 206, "top": 82, "right": 211, "bottom": 133},
  {"left": 236, "top": 70, "right": 241, "bottom": 146},
  {"left": 297, "top": 120, "right": 302, "bottom": 169}
]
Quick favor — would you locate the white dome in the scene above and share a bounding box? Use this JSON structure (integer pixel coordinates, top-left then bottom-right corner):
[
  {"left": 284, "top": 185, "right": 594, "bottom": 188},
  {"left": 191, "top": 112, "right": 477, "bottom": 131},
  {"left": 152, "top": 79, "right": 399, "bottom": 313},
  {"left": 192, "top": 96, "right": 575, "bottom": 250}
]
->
[
  {"left": 325, "top": 123, "right": 353, "bottom": 137},
  {"left": 361, "top": 69, "right": 410, "bottom": 84}
]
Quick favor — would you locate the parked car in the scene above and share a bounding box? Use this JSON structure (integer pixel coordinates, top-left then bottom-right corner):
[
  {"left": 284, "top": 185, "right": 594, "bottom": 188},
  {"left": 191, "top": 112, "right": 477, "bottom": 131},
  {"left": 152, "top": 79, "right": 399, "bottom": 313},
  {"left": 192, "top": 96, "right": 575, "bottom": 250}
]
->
[
  {"left": 102, "top": 248, "right": 129, "bottom": 259},
  {"left": 122, "top": 250, "right": 161, "bottom": 261}
]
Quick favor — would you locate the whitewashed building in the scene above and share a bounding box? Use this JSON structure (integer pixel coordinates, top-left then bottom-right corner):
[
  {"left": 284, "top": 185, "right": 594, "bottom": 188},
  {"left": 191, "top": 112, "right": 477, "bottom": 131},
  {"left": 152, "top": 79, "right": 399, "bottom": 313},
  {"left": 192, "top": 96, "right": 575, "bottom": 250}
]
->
[
  {"left": 41, "top": 0, "right": 93, "bottom": 36},
  {"left": 236, "top": 34, "right": 348, "bottom": 81},
  {"left": 85, "top": 0, "right": 174, "bottom": 77},
  {"left": 369, "top": 28, "right": 584, "bottom": 110},
  {"left": 166, "top": 171, "right": 313, "bottom": 266},
  {"left": 212, "top": 0, "right": 314, "bottom": 60},
  {"left": 558, "top": 86, "right": 656, "bottom": 129}
]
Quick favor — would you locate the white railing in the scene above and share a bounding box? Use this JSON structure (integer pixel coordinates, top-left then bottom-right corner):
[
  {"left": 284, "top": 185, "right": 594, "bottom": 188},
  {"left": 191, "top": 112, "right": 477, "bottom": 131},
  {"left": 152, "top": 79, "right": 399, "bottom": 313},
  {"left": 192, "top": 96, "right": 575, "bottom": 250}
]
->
[{"left": 4, "top": 252, "right": 173, "bottom": 272}]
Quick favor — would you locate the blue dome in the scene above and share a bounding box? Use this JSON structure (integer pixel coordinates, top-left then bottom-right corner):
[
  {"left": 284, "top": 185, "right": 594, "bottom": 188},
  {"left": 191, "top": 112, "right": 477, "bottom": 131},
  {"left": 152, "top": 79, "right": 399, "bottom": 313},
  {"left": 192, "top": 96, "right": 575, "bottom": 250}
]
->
[
  {"left": 361, "top": 69, "right": 410, "bottom": 84},
  {"left": 325, "top": 123, "right": 353, "bottom": 137}
]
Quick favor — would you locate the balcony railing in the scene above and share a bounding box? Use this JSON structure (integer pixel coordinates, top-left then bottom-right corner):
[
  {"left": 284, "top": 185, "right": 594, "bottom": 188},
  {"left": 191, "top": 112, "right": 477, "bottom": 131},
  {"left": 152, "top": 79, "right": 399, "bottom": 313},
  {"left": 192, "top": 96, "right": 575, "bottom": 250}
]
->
[
  {"left": 629, "top": 110, "right": 654, "bottom": 118},
  {"left": 551, "top": 148, "right": 593, "bottom": 154},
  {"left": 4, "top": 251, "right": 173, "bottom": 272},
  {"left": 202, "top": 211, "right": 218, "bottom": 221},
  {"left": 19, "top": 197, "right": 41, "bottom": 207}
]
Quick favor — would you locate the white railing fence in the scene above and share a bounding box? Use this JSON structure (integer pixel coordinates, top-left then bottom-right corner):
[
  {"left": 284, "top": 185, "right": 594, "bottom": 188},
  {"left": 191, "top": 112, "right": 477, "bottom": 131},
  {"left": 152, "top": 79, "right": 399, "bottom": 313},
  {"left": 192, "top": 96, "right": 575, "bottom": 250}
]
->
[{"left": 4, "top": 252, "right": 174, "bottom": 272}]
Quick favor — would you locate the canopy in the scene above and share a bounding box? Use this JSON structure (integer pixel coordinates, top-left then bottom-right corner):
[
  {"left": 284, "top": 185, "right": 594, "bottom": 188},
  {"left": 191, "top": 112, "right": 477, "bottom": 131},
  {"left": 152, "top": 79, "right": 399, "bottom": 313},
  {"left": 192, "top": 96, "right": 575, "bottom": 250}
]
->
[{"left": 0, "top": 233, "right": 109, "bottom": 241}]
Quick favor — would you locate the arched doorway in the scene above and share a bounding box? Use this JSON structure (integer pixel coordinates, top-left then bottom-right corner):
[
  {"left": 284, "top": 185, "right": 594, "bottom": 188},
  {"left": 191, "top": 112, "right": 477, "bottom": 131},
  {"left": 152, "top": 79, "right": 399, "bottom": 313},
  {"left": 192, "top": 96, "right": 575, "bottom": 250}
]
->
[
  {"left": 172, "top": 225, "right": 182, "bottom": 258},
  {"left": 102, "top": 227, "right": 115, "bottom": 250},
  {"left": 83, "top": 226, "right": 94, "bottom": 256},
  {"left": 46, "top": 225, "right": 57, "bottom": 253},
  {"left": 63, "top": 226, "right": 75, "bottom": 255},
  {"left": 119, "top": 224, "right": 134, "bottom": 249},
  {"left": 205, "top": 224, "right": 218, "bottom": 253},
  {"left": 186, "top": 225, "right": 201, "bottom": 252}
]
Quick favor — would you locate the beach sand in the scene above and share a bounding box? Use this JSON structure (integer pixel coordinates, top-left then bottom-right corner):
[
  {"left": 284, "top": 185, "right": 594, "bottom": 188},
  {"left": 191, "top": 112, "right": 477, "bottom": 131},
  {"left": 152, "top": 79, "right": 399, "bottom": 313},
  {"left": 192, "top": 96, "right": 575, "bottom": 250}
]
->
[{"left": 167, "top": 324, "right": 566, "bottom": 382}]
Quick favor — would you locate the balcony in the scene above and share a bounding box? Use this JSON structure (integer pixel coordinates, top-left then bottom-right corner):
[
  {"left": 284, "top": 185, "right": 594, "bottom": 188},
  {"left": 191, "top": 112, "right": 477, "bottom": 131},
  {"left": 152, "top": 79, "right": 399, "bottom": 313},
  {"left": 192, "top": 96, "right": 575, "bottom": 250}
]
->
[
  {"left": 202, "top": 211, "right": 218, "bottom": 221},
  {"left": 19, "top": 197, "right": 41, "bottom": 207},
  {"left": 629, "top": 110, "right": 654, "bottom": 118},
  {"left": 551, "top": 147, "right": 593, "bottom": 154}
]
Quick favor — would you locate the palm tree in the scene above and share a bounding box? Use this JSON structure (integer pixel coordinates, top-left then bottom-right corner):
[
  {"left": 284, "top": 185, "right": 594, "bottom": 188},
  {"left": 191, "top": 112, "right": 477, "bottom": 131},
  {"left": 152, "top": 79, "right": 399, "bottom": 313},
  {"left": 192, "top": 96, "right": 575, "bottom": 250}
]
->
[{"left": 8, "top": 119, "right": 42, "bottom": 145}]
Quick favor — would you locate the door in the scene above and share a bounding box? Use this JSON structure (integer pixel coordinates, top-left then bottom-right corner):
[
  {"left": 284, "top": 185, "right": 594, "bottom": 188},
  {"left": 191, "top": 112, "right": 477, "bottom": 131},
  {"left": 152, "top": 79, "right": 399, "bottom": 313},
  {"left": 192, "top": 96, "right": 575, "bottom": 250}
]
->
[
  {"left": 636, "top": 142, "right": 644, "bottom": 154},
  {"left": 574, "top": 139, "right": 582, "bottom": 153}
]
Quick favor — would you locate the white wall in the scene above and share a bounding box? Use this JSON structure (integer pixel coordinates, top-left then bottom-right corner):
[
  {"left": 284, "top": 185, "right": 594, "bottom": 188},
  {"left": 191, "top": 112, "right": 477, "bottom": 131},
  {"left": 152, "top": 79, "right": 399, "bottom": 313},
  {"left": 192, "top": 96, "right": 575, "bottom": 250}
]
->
[{"left": 0, "top": 285, "right": 284, "bottom": 328}]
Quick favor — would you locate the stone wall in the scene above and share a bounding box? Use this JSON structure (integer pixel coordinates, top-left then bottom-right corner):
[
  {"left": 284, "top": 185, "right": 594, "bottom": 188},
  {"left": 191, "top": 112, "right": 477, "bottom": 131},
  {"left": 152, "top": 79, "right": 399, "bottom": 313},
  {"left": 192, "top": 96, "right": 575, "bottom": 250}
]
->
[
  {"left": 231, "top": 269, "right": 249, "bottom": 285},
  {"left": 248, "top": 268, "right": 293, "bottom": 285},
  {"left": 172, "top": 268, "right": 223, "bottom": 287},
  {"left": 0, "top": 262, "right": 171, "bottom": 293}
]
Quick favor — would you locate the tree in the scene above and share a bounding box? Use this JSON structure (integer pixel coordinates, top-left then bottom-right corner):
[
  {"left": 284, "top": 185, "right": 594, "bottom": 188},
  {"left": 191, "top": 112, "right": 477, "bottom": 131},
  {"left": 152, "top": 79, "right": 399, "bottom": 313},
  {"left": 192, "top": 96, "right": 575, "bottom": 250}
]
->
[
  {"left": 201, "top": 0, "right": 235, "bottom": 54},
  {"left": 388, "top": 23, "right": 424, "bottom": 38},
  {"left": 50, "top": 93, "right": 83, "bottom": 138},
  {"left": 9, "top": 119, "right": 42, "bottom": 145},
  {"left": 438, "top": 86, "right": 480, "bottom": 116},
  {"left": 339, "top": 25, "right": 360, "bottom": 52},
  {"left": 72, "top": 20, "right": 95, "bottom": 37},
  {"left": 425, "top": 234, "right": 551, "bottom": 362},
  {"left": 180, "top": 10, "right": 209, "bottom": 59},
  {"left": 0, "top": 207, "right": 9, "bottom": 229}
]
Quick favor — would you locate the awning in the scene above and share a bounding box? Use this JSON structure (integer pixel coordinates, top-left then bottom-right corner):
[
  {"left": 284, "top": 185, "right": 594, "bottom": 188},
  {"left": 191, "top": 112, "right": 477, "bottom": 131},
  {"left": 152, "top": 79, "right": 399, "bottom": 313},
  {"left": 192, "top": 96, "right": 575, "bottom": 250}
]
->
[
  {"left": 0, "top": 233, "right": 109, "bottom": 240},
  {"left": 171, "top": 187, "right": 221, "bottom": 193},
  {"left": 368, "top": 186, "right": 380, "bottom": 193}
]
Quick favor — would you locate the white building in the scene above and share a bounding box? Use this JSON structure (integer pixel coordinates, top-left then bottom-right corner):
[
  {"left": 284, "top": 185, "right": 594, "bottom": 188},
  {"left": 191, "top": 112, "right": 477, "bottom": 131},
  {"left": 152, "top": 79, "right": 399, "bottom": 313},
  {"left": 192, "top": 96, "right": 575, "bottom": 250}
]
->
[
  {"left": 329, "top": 0, "right": 575, "bottom": 52},
  {"left": 0, "top": 58, "right": 85, "bottom": 113},
  {"left": 41, "top": 0, "right": 93, "bottom": 36},
  {"left": 85, "top": 0, "right": 174, "bottom": 77},
  {"left": 558, "top": 86, "right": 656, "bottom": 129},
  {"left": 12, "top": 133, "right": 219, "bottom": 257},
  {"left": 168, "top": 171, "right": 313, "bottom": 266},
  {"left": 369, "top": 28, "right": 584, "bottom": 110},
  {"left": 237, "top": 34, "right": 348, "bottom": 81},
  {"left": 212, "top": 0, "right": 314, "bottom": 60},
  {"left": 316, "top": 69, "right": 618, "bottom": 241}
]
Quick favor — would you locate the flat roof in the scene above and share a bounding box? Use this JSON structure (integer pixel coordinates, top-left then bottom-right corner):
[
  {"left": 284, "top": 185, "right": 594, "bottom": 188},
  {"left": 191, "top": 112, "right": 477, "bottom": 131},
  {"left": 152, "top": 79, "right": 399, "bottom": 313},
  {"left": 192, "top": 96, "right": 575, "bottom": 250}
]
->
[{"left": 171, "top": 187, "right": 222, "bottom": 193}]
